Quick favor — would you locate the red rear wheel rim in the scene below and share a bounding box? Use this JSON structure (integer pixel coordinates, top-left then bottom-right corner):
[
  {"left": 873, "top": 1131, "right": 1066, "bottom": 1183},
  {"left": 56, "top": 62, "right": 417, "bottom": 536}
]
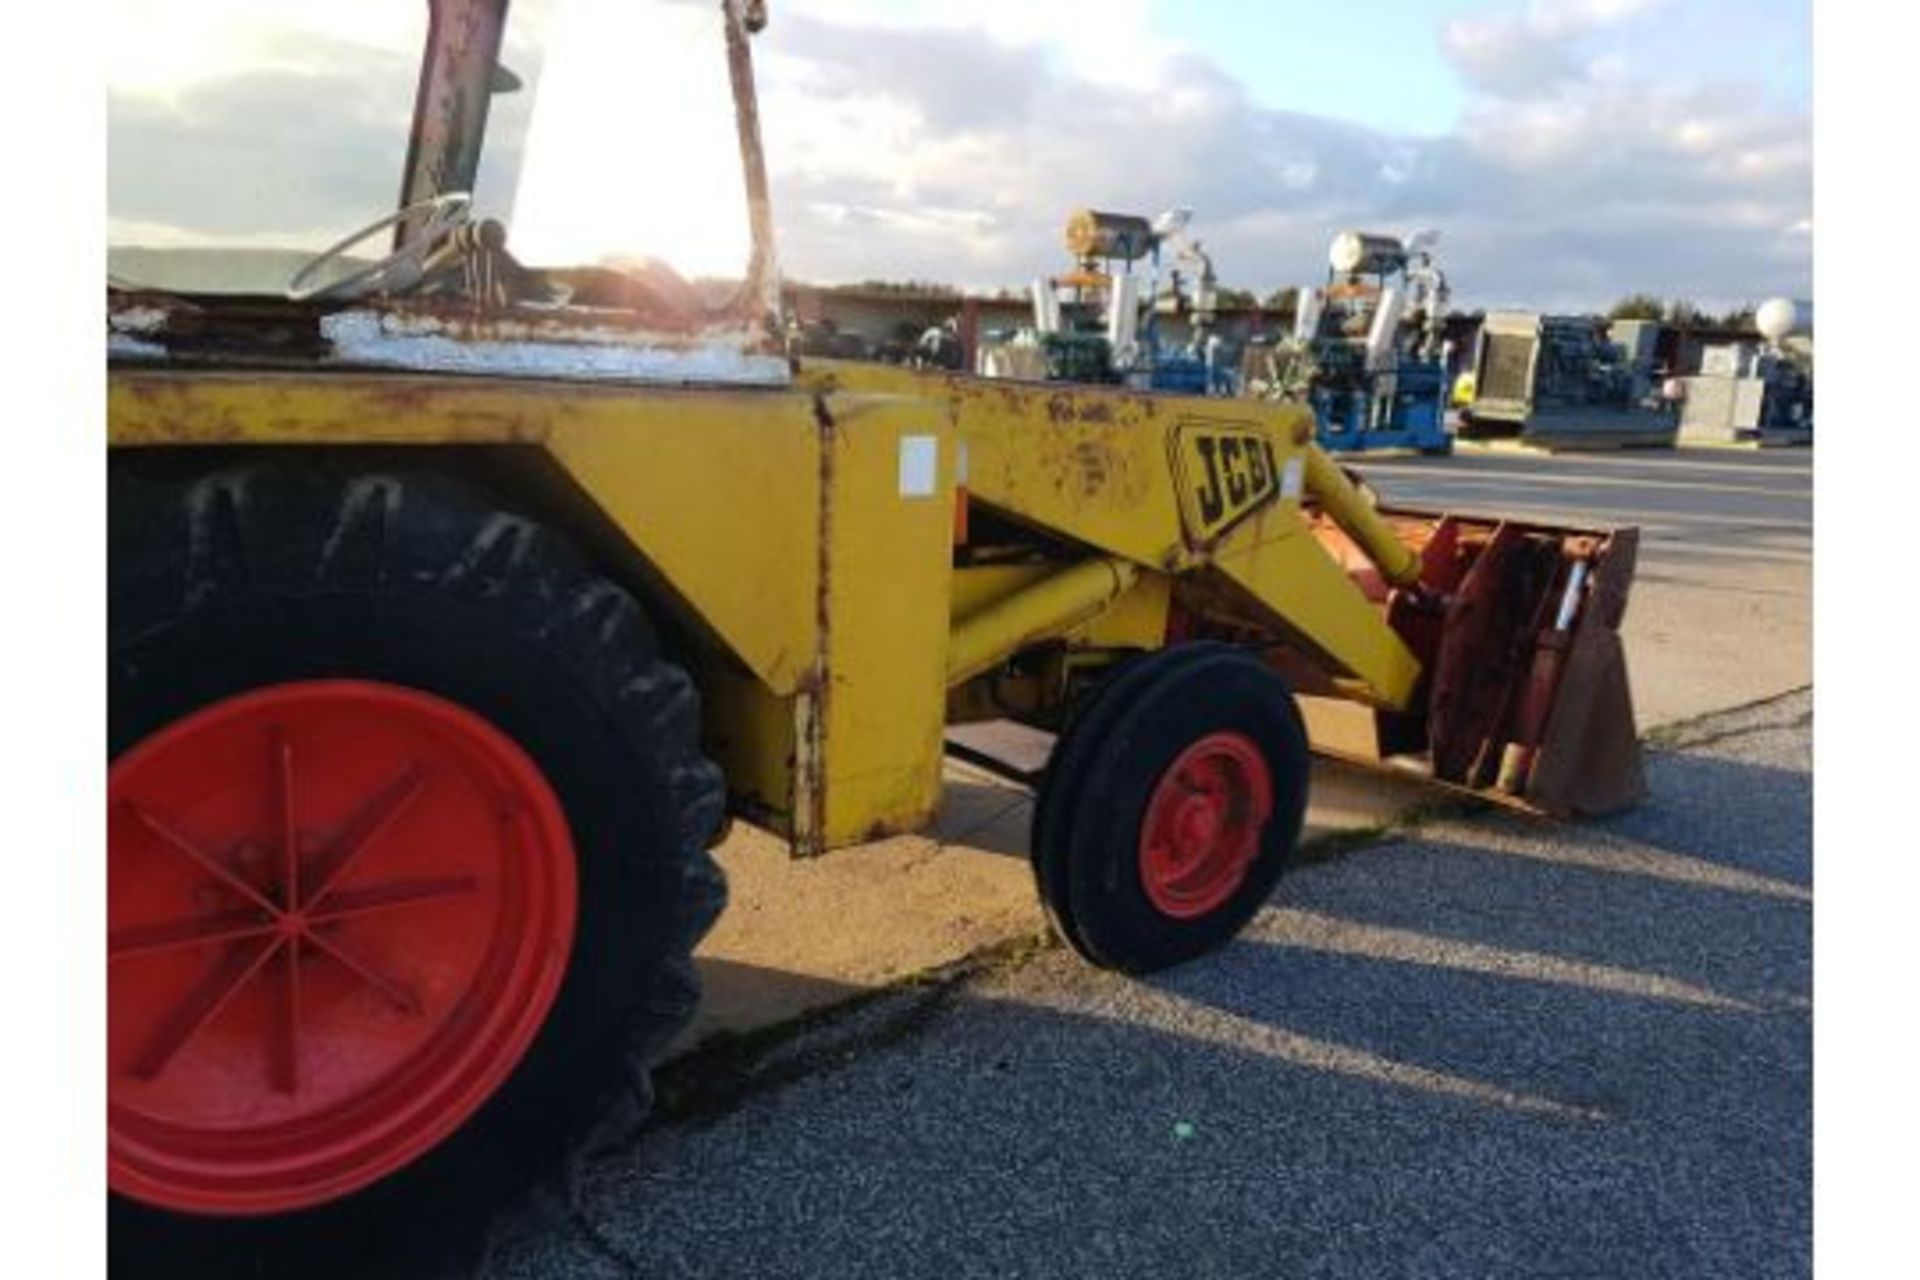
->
[
  {"left": 108, "top": 680, "right": 578, "bottom": 1216},
  {"left": 1138, "top": 732, "right": 1274, "bottom": 920}
]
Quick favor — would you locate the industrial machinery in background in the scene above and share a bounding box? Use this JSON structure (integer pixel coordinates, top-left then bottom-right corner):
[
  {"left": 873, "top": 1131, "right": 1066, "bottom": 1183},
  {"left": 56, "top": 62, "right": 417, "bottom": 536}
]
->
[
  {"left": 1460, "top": 311, "right": 1678, "bottom": 449},
  {"left": 105, "top": 1, "right": 1646, "bottom": 1272},
  {"left": 1242, "top": 230, "right": 1455, "bottom": 455},
  {"left": 977, "top": 208, "right": 1236, "bottom": 394},
  {"left": 1675, "top": 296, "right": 1814, "bottom": 445}
]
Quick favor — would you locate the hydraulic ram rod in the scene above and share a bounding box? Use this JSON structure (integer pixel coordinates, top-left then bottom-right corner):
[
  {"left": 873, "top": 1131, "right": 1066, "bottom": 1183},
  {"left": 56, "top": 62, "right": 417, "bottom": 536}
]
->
[
  {"left": 947, "top": 558, "right": 1138, "bottom": 686},
  {"left": 1301, "top": 446, "right": 1423, "bottom": 588}
]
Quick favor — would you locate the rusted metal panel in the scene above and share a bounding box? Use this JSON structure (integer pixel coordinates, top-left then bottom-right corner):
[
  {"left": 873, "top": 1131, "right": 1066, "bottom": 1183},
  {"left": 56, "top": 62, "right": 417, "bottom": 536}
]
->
[
  {"left": 107, "top": 293, "right": 791, "bottom": 387},
  {"left": 108, "top": 293, "right": 330, "bottom": 363},
  {"left": 397, "top": 0, "right": 511, "bottom": 234},
  {"left": 724, "top": 0, "right": 783, "bottom": 328},
  {"left": 804, "top": 392, "right": 957, "bottom": 852},
  {"left": 319, "top": 310, "right": 789, "bottom": 384},
  {"left": 1427, "top": 523, "right": 1545, "bottom": 785},
  {"left": 108, "top": 367, "right": 826, "bottom": 694},
  {"left": 1528, "top": 528, "right": 1645, "bottom": 816},
  {"left": 1289, "top": 500, "right": 1642, "bottom": 817}
]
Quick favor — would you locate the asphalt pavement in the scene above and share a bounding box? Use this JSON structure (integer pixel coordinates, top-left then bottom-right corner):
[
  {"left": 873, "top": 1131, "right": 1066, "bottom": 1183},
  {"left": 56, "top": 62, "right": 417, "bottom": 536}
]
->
[{"left": 481, "top": 690, "right": 1812, "bottom": 1280}]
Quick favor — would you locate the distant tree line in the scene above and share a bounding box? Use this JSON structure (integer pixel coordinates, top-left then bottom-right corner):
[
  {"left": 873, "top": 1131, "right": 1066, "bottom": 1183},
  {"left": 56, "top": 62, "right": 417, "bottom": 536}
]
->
[
  {"left": 836, "top": 278, "right": 1301, "bottom": 312},
  {"left": 849, "top": 280, "right": 960, "bottom": 297},
  {"left": 824, "top": 280, "right": 1757, "bottom": 331},
  {"left": 1608, "top": 293, "right": 1757, "bottom": 329}
]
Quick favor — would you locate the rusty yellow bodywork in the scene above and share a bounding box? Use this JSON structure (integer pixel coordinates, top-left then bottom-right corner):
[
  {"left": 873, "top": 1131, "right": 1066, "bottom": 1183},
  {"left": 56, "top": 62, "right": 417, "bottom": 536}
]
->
[
  {"left": 109, "top": 357, "right": 1430, "bottom": 855},
  {"left": 808, "top": 360, "right": 1423, "bottom": 704}
]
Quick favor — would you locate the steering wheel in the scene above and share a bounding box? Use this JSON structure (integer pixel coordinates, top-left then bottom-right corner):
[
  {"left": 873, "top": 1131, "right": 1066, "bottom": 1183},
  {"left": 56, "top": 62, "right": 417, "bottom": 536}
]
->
[{"left": 287, "top": 192, "right": 473, "bottom": 302}]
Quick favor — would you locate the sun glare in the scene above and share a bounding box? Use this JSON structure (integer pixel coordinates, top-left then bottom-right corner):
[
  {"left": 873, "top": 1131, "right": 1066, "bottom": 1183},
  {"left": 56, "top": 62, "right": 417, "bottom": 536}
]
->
[{"left": 509, "top": 0, "right": 753, "bottom": 280}]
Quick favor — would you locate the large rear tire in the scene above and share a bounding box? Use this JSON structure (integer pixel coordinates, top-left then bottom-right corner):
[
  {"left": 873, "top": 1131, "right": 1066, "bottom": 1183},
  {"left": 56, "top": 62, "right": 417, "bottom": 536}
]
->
[
  {"left": 1032, "top": 645, "right": 1309, "bottom": 973},
  {"left": 108, "top": 457, "right": 727, "bottom": 1275}
]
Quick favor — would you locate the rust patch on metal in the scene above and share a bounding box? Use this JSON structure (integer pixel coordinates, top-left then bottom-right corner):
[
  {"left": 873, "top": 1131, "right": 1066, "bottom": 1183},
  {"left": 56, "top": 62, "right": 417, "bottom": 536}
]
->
[
  {"left": 107, "top": 369, "right": 570, "bottom": 447},
  {"left": 109, "top": 291, "right": 330, "bottom": 362},
  {"left": 1068, "top": 441, "right": 1116, "bottom": 497},
  {"left": 356, "top": 381, "right": 446, "bottom": 419},
  {"left": 358, "top": 303, "right": 755, "bottom": 348},
  {"left": 396, "top": 0, "right": 507, "bottom": 228},
  {"left": 791, "top": 390, "right": 838, "bottom": 858},
  {"left": 1425, "top": 524, "right": 1551, "bottom": 784},
  {"left": 1290, "top": 499, "right": 1644, "bottom": 815},
  {"left": 724, "top": 0, "right": 783, "bottom": 327},
  {"left": 1041, "top": 390, "right": 1113, "bottom": 426},
  {"left": 1036, "top": 388, "right": 1160, "bottom": 428},
  {"left": 111, "top": 287, "right": 779, "bottom": 356},
  {"left": 1526, "top": 528, "right": 1645, "bottom": 816}
]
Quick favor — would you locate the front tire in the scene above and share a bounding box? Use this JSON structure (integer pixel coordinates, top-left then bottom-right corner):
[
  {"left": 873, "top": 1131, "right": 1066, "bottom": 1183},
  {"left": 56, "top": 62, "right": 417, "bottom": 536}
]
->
[
  {"left": 1032, "top": 645, "right": 1310, "bottom": 973},
  {"left": 108, "top": 457, "right": 727, "bottom": 1274}
]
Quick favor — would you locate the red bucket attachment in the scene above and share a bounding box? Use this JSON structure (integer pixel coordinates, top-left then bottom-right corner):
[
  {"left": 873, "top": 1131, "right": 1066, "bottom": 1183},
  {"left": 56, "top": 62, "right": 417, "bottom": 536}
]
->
[{"left": 1294, "top": 508, "right": 1644, "bottom": 817}]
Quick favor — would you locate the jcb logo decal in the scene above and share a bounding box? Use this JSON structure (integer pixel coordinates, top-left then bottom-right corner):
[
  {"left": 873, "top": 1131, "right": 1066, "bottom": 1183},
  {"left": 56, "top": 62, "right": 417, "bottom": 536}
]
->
[{"left": 1171, "top": 423, "right": 1282, "bottom": 543}]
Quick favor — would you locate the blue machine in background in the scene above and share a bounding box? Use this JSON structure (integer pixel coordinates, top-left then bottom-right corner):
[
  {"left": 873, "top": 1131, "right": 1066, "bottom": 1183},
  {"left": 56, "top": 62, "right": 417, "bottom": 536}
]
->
[
  {"left": 1245, "top": 229, "right": 1455, "bottom": 455},
  {"left": 1144, "top": 344, "right": 1233, "bottom": 397},
  {"left": 976, "top": 208, "right": 1238, "bottom": 397},
  {"left": 977, "top": 213, "right": 1452, "bottom": 439},
  {"left": 1307, "top": 358, "right": 1449, "bottom": 454}
]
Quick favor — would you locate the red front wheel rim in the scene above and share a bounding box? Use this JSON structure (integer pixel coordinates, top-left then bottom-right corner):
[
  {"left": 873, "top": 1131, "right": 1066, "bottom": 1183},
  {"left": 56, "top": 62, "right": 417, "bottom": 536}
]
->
[
  {"left": 1138, "top": 732, "right": 1274, "bottom": 920},
  {"left": 108, "top": 680, "right": 578, "bottom": 1216}
]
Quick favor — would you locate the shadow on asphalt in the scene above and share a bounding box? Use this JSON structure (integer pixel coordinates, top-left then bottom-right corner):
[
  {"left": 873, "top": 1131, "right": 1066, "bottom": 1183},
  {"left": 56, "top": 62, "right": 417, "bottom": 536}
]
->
[
  {"left": 924, "top": 779, "right": 1033, "bottom": 860},
  {"left": 481, "top": 712, "right": 1811, "bottom": 1280}
]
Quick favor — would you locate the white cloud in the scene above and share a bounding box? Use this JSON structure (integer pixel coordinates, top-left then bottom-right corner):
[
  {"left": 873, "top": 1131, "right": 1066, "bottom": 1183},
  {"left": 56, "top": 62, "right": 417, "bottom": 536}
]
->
[
  {"left": 108, "top": 0, "right": 423, "bottom": 95},
  {"left": 105, "top": 0, "right": 1810, "bottom": 313},
  {"left": 782, "top": 0, "right": 1181, "bottom": 91},
  {"left": 751, "top": 1, "right": 1807, "bottom": 310},
  {"left": 1531, "top": 0, "right": 1669, "bottom": 37},
  {"left": 1426, "top": 0, "right": 1809, "bottom": 307},
  {"left": 1442, "top": 0, "right": 1670, "bottom": 94}
]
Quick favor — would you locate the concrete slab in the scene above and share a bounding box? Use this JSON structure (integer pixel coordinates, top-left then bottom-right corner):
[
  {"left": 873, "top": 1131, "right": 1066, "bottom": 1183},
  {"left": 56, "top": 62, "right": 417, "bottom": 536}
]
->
[
  {"left": 688, "top": 764, "right": 1040, "bottom": 1047},
  {"left": 690, "top": 754, "right": 1456, "bottom": 1048}
]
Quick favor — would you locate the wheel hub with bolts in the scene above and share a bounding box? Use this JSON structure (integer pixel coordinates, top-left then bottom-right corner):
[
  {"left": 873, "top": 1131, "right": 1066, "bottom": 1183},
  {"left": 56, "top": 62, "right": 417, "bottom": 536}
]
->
[
  {"left": 108, "top": 680, "right": 577, "bottom": 1217},
  {"left": 1138, "top": 731, "right": 1274, "bottom": 920}
]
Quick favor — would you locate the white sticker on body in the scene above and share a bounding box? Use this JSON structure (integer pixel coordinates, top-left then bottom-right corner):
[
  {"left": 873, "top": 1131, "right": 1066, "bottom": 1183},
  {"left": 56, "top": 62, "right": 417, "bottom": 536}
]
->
[
  {"left": 899, "top": 435, "right": 939, "bottom": 498},
  {"left": 1280, "top": 456, "right": 1305, "bottom": 501}
]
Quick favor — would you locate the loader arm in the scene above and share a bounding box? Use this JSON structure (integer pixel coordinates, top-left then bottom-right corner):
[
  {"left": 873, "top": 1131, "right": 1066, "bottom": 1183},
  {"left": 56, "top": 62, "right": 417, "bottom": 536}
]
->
[{"left": 803, "top": 358, "right": 1643, "bottom": 820}]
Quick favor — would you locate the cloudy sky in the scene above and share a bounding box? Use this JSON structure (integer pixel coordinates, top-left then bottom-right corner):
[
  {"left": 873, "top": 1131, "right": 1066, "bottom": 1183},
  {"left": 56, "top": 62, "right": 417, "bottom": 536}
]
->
[{"left": 108, "top": 0, "right": 1811, "bottom": 311}]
